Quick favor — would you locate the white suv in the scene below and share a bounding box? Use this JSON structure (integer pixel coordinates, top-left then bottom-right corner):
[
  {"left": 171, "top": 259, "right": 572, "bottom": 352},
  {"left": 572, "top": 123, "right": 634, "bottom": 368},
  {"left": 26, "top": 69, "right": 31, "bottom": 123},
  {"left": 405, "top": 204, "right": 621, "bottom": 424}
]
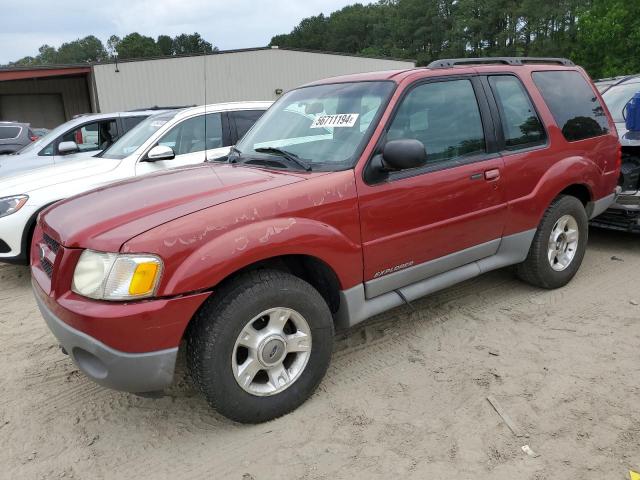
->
[
  {"left": 0, "top": 110, "right": 176, "bottom": 177},
  {"left": 0, "top": 101, "right": 271, "bottom": 264}
]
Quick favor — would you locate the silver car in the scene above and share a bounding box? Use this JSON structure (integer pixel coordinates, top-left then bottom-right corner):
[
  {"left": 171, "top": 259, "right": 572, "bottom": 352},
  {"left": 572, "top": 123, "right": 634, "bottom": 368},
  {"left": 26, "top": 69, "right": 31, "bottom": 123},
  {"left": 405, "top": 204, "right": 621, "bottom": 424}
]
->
[
  {"left": 591, "top": 74, "right": 640, "bottom": 231},
  {"left": 0, "top": 110, "right": 175, "bottom": 177},
  {"left": 0, "top": 122, "right": 36, "bottom": 155}
]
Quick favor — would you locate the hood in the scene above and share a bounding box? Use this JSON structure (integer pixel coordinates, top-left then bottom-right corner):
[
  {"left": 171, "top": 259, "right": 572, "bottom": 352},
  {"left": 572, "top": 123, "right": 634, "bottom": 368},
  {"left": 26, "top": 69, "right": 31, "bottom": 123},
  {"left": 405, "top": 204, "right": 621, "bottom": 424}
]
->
[
  {"left": 42, "top": 163, "right": 308, "bottom": 251},
  {"left": 0, "top": 151, "right": 51, "bottom": 178},
  {"left": 0, "top": 157, "right": 119, "bottom": 196}
]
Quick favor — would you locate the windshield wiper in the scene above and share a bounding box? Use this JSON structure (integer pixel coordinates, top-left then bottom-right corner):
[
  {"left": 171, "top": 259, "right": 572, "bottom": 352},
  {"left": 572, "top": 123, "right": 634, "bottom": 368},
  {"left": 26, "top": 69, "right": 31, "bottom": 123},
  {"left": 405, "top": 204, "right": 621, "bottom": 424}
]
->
[{"left": 254, "top": 147, "right": 312, "bottom": 171}]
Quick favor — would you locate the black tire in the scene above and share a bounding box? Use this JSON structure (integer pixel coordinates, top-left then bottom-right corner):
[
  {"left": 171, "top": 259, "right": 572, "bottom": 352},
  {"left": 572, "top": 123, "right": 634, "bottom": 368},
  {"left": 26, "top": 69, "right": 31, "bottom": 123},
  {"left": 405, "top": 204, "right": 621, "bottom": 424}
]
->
[
  {"left": 186, "top": 269, "right": 334, "bottom": 423},
  {"left": 516, "top": 195, "right": 588, "bottom": 289}
]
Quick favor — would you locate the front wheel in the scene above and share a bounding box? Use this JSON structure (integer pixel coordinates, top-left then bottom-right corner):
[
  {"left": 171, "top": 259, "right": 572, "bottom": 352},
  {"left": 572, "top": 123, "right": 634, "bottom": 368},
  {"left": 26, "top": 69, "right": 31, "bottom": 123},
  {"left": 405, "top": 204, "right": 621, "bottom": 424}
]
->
[
  {"left": 186, "top": 269, "right": 334, "bottom": 423},
  {"left": 516, "top": 195, "right": 588, "bottom": 289}
]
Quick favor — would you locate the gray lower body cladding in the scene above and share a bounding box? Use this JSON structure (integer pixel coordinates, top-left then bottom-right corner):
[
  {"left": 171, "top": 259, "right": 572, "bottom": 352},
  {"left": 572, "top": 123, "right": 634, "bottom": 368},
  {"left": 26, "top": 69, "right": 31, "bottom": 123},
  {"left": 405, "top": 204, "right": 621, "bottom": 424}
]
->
[
  {"left": 33, "top": 287, "right": 177, "bottom": 393},
  {"left": 335, "top": 229, "right": 536, "bottom": 329}
]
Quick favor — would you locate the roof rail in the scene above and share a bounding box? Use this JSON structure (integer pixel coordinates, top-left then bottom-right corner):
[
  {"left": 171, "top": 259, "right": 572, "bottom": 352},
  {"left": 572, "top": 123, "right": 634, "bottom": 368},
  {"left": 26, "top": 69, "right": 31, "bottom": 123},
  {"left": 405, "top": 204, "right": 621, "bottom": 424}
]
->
[
  {"left": 127, "top": 105, "right": 195, "bottom": 112},
  {"left": 427, "top": 57, "right": 575, "bottom": 69}
]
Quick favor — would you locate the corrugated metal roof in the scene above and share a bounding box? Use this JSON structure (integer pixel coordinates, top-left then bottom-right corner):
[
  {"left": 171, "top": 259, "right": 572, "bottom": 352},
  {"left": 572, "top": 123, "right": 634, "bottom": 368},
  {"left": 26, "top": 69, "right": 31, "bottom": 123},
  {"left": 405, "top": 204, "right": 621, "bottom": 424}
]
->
[{"left": 0, "top": 46, "right": 415, "bottom": 73}]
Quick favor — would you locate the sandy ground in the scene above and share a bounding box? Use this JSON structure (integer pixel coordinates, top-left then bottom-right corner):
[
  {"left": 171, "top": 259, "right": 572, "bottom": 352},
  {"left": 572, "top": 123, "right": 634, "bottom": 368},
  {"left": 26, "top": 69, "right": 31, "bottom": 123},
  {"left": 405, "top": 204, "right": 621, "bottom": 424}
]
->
[{"left": 1, "top": 227, "right": 639, "bottom": 480}]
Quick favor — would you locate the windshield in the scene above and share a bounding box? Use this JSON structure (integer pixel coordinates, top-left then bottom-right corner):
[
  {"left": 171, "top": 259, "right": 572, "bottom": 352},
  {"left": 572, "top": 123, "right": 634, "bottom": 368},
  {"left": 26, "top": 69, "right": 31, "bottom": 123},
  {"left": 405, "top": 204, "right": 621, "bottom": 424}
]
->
[
  {"left": 101, "top": 111, "right": 180, "bottom": 160},
  {"left": 602, "top": 80, "right": 640, "bottom": 123},
  {"left": 234, "top": 81, "right": 395, "bottom": 171}
]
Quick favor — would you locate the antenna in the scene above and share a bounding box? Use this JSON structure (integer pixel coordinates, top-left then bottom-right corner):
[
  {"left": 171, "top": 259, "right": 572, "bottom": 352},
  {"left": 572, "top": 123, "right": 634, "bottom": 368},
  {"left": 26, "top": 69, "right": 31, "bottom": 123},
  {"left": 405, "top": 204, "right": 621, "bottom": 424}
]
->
[{"left": 203, "top": 48, "right": 207, "bottom": 162}]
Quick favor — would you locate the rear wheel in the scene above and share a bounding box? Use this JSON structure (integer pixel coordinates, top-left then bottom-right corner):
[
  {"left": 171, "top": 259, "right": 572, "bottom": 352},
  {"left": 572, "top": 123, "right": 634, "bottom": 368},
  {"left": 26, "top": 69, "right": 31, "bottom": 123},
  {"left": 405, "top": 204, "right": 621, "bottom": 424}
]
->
[
  {"left": 186, "top": 269, "right": 334, "bottom": 423},
  {"left": 516, "top": 195, "right": 588, "bottom": 289}
]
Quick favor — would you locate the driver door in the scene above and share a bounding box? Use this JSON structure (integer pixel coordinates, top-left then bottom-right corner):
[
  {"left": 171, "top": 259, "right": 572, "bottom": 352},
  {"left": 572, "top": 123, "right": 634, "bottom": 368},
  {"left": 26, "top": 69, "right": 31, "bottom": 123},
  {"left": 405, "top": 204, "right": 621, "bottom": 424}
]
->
[
  {"left": 357, "top": 77, "right": 507, "bottom": 297},
  {"left": 135, "top": 112, "right": 230, "bottom": 175},
  {"left": 54, "top": 119, "right": 118, "bottom": 164}
]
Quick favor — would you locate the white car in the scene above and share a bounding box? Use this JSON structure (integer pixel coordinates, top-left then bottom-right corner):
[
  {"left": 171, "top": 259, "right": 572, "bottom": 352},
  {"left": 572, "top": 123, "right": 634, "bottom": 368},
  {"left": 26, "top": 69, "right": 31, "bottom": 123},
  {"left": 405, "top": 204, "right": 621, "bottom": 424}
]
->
[
  {"left": 0, "top": 101, "right": 271, "bottom": 264},
  {"left": 0, "top": 110, "right": 174, "bottom": 177}
]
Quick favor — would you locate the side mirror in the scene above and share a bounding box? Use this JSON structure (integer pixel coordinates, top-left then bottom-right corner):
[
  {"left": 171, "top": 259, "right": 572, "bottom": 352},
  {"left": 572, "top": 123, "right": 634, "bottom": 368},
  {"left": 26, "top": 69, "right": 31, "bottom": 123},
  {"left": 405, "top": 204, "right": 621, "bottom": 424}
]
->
[
  {"left": 58, "top": 141, "right": 79, "bottom": 155},
  {"left": 382, "top": 139, "right": 427, "bottom": 170},
  {"left": 146, "top": 145, "right": 175, "bottom": 162}
]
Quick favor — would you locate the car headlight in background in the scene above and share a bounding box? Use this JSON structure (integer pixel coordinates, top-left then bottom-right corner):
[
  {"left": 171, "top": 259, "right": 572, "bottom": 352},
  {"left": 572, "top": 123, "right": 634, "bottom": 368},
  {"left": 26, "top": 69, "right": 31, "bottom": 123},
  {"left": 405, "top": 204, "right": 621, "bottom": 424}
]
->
[
  {"left": 72, "top": 250, "right": 163, "bottom": 300},
  {"left": 0, "top": 195, "right": 28, "bottom": 218}
]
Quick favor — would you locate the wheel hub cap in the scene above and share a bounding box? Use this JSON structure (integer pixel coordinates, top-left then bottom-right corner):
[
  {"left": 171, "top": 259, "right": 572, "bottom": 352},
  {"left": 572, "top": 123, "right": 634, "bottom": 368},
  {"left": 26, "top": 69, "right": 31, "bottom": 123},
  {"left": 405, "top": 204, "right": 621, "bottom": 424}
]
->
[
  {"left": 232, "top": 307, "right": 312, "bottom": 397},
  {"left": 547, "top": 214, "right": 579, "bottom": 272},
  {"left": 259, "top": 336, "right": 287, "bottom": 366}
]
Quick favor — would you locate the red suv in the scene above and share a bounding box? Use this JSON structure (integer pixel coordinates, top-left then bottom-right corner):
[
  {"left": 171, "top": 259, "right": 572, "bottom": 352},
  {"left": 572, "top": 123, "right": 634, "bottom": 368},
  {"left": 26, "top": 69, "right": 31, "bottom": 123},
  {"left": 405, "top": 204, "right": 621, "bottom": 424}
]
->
[{"left": 32, "top": 58, "right": 620, "bottom": 423}]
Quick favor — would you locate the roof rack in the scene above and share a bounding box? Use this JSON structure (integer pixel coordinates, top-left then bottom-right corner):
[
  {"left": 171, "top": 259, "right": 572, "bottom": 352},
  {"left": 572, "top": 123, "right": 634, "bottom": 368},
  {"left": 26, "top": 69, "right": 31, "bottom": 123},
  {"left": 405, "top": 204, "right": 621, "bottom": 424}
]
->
[
  {"left": 127, "top": 105, "right": 195, "bottom": 112},
  {"left": 427, "top": 57, "right": 575, "bottom": 69}
]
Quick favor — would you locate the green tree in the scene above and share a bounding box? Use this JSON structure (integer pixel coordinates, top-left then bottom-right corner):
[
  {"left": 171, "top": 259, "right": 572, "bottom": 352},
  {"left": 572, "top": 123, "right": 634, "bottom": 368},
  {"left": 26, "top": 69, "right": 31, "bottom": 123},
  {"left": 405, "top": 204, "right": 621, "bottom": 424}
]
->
[
  {"left": 37, "top": 45, "right": 58, "bottom": 64},
  {"left": 116, "top": 33, "right": 161, "bottom": 60},
  {"left": 157, "top": 35, "right": 174, "bottom": 56},
  {"left": 574, "top": 0, "right": 640, "bottom": 77},
  {"left": 56, "top": 35, "right": 107, "bottom": 63},
  {"left": 172, "top": 32, "right": 216, "bottom": 55}
]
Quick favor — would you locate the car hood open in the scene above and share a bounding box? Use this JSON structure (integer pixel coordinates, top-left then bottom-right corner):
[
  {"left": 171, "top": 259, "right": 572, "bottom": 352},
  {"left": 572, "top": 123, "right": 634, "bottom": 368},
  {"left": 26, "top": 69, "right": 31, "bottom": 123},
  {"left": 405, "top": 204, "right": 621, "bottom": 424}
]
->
[{"left": 41, "top": 163, "right": 309, "bottom": 252}]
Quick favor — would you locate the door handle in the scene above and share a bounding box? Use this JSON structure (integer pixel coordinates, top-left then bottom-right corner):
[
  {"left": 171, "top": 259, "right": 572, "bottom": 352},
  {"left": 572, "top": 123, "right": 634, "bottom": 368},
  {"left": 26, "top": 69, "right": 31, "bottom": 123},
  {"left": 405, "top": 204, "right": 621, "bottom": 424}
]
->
[{"left": 484, "top": 169, "right": 500, "bottom": 181}]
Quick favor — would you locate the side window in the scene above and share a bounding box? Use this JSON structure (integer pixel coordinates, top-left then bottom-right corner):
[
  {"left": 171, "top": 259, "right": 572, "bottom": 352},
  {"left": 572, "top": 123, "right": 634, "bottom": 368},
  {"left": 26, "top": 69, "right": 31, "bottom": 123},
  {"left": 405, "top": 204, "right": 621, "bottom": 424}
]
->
[
  {"left": 532, "top": 70, "right": 609, "bottom": 141},
  {"left": 61, "top": 120, "right": 118, "bottom": 152},
  {"left": 157, "top": 114, "right": 223, "bottom": 155},
  {"left": 122, "top": 116, "right": 147, "bottom": 132},
  {"left": 488, "top": 76, "right": 546, "bottom": 149},
  {"left": 41, "top": 142, "right": 54, "bottom": 156},
  {"left": 205, "top": 113, "right": 224, "bottom": 149},
  {"left": 230, "top": 110, "right": 264, "bottom": 141},
  {"left": 387, "top": 79, "right": 486, "bottom": 164},
  {"left": 0, "top": 126, "right": 21, "bottom": 139}
]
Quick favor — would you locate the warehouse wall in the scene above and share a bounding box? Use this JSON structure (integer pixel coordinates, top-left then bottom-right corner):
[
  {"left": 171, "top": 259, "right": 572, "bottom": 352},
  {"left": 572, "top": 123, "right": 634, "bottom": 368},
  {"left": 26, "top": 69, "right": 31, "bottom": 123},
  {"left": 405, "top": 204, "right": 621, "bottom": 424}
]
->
[
  {"left": 0, "top": 75, "right": 91, "bottom": 127},
  {"left": 93, "top": 48, "right": 414, "bottom": 112}
]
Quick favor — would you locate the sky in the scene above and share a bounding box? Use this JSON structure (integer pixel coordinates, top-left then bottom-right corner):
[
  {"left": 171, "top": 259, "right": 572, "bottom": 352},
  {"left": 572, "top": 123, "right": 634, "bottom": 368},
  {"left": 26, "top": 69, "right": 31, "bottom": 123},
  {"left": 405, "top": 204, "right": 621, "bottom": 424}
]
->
[{"left": 0, "top": 0, "right": 372, "bottom": 64}]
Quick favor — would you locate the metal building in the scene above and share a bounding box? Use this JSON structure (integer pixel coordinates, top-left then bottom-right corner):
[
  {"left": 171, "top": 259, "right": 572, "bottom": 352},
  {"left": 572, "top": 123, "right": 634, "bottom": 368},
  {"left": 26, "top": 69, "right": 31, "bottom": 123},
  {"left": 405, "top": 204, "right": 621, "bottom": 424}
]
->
[{"left": 0, "top": 47, "right": 414, "bottom": 128}]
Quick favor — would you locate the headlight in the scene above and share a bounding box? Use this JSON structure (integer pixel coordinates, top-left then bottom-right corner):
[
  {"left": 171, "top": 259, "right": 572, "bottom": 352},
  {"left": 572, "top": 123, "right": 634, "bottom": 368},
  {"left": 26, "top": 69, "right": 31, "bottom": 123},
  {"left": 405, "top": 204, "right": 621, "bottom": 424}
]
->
[
  {"left": 72, "top": 250, "right": 163, "bottom": 301},
  {"left": 0, "top": 195, "right": 28, "bottom": 218}
]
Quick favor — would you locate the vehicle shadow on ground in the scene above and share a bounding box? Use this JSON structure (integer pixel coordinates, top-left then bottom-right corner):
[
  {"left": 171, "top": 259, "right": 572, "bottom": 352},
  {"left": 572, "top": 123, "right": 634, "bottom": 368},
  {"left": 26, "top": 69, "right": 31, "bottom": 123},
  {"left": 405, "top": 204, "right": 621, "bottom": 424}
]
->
[{"left": 588, "top": 225, "right": 640, "bottom": 252}]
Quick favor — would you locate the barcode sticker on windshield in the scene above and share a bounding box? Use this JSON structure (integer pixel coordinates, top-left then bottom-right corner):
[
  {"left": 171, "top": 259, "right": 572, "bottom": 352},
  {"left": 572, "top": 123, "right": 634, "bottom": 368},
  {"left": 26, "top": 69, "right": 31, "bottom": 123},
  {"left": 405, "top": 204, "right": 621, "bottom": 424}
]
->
[
  {"left": 310, "top": 113, "right": 359, "bottom": 128},
  {"left": 150, "top": 121, "right": 168, "bottom": 128}
]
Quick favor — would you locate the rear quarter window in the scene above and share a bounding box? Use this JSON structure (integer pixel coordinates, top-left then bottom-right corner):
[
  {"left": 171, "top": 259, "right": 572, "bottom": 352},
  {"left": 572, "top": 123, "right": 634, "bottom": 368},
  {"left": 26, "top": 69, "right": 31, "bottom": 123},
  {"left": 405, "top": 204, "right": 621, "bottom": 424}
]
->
[
  {"left": 532, "top": 70, "right": 609, "bottom": 141},
  {"left": 0, "top": 126, "right": 21, "bottom": 139}
]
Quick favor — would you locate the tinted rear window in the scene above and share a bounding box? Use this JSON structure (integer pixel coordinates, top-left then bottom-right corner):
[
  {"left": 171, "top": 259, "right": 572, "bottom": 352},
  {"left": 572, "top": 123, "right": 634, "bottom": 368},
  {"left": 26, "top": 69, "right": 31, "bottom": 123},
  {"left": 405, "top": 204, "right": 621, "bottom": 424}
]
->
[
  {"left": 532, "top": 71, "right": 609, "bottom": 141},
  {"left": 230, "top": 110, "right": 265, "bottom": 140},
  {"left": 0, "top": 126, "right": 21, "bottom": 139},
  {"left": 123, "top": 115, "right": 148, "bottom": 132}
]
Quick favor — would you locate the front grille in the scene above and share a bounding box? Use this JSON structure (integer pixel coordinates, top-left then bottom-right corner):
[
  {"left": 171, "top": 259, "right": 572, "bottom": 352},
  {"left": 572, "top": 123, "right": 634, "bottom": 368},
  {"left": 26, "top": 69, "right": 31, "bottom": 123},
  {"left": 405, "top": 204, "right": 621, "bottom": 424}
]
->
[
  {"left": 41, "top": 257, "right": 54, "bottom": 277},
  {"left": 40, "top": 232, "right": 60, "bottom": 278},
  {"left": 43, "top": 233, "right": 60, "bottom": 254}
]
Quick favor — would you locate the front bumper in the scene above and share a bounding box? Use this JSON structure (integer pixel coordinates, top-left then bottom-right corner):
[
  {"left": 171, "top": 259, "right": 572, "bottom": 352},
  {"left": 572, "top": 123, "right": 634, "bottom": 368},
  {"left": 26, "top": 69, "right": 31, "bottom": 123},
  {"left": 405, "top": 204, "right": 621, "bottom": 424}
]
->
[
  {"left": 34, "top": 286, "right": 179, "bottom": 393},
  {"left": 0, "top": 204, "right": 38, "bottom": 264}
]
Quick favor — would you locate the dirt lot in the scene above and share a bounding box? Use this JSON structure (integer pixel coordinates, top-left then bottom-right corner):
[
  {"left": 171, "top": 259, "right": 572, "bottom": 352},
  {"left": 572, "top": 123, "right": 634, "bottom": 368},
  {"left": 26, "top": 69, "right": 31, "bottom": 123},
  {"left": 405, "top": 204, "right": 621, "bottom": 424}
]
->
[{"left": 1, "top": 227, "right": 639, "bottom": 480}]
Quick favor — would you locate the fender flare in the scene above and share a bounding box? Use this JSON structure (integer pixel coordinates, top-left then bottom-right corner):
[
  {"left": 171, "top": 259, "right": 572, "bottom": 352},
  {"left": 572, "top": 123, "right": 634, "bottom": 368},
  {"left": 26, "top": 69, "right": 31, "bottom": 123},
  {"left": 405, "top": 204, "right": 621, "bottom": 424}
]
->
[
  {"left": 158, "top": 216, "right": 362, "bottom": 296},
  {"left": 519, "top": 155, "right": 597, "bottom": 224}
]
